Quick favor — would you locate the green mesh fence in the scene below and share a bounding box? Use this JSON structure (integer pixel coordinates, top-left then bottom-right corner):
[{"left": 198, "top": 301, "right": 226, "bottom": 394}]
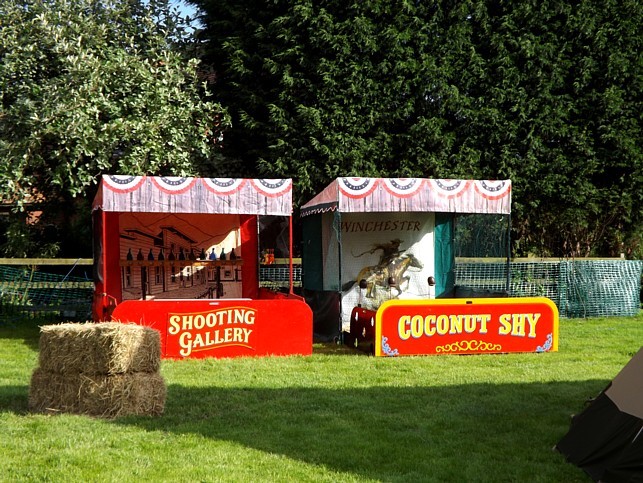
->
[
  {"left": 454, "top": 259, "right": 643, "bottom": 318},
  {"left": 0, "top": 265, "right": 93, "bottom": 319},
  {"left": 560, "top": 260, "right": 643, "bottom": 318}
]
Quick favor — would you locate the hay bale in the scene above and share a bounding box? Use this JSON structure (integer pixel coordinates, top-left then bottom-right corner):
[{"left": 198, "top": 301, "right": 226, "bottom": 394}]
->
[
  {"left": 38, "top": 322, "right": 160, "bottom": 374},
  {"left": 31, "top": 321, "right": 166, "bottom": 418},
  {"left": 29, "top": 368, "right": 166, "bottom": 418}
]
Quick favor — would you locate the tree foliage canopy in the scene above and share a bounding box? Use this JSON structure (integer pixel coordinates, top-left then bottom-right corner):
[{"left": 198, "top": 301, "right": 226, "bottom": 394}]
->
[
  {"left": 192, "top": 0, "right": 642, "bottom": 257},
  {"left": 0, "top": 0, "right": 229, "bottom": 256}
]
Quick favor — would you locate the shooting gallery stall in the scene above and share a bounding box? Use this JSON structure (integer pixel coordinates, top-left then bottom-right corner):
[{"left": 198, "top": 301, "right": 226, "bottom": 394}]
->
[
  {"left": 300, "top": 177, "right": 551, "bottom": 355},
  {"left": 92, "top": 175, "right": 312, "bottom": 359}
]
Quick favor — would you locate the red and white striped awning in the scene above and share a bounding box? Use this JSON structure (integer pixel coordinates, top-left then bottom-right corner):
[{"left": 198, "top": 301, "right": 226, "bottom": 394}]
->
[
  {"left": 93, "top": 175, "right": 293, "bottom": 216},
  {"left": 300, "top": 178, "right": 511, "bottom": 216}
]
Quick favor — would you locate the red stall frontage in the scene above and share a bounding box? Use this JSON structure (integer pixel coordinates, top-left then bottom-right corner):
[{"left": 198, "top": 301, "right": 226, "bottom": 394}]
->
[{"left": 92, "top": 175, "right": 312, "bottom": 359}]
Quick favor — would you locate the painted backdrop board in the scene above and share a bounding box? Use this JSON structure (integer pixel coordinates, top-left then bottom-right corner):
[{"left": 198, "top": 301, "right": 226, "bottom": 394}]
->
[
  {"left": 118, "top": 212, "right": 241, "bottom": 300},
  {"left": 325, "top": 212, "right": 435, "bottom": 330}
]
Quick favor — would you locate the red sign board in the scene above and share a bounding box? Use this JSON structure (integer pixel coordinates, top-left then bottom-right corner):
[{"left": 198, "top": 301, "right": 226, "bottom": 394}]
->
[
  {"left": 111, "top": 298, "right": 313, "bottom": 359},
  {"left": 375, "top": 297, "right": 558, "bottom": 357}
]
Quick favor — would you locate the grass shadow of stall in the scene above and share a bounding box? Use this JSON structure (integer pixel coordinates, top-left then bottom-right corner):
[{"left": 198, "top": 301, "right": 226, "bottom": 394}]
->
[{"left": 113, "top": 380, "right": 602, "bottom": 482}]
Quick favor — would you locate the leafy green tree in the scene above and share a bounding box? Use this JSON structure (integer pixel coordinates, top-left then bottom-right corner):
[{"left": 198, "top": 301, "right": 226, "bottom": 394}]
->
[
  {"left": 0, "top": 0, "right": 230, "bottom": 256},
  {"left": 457, "top": 1, "right": 643, "bottom": 258},
  {"left": 192, "top": 0, "right": 642, "bottom": 257}
]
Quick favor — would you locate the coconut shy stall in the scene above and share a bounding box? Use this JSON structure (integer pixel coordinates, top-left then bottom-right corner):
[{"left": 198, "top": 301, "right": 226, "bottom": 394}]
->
[
  {"left": 92, "top": 175, "right": 312, "bottom": 359},
  {"left": 300, "top": 177, "right": 558, "bottom": 356}
]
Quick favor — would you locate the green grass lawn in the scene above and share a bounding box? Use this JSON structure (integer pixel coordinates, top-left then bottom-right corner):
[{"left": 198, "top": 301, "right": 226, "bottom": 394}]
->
[{"left": 1, "top": 312, "right": 642, "bottom": 482}]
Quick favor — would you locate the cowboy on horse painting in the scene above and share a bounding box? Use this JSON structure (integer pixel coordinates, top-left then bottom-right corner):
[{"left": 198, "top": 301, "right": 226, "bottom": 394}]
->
[
  {"left": 343, "top": 239, "right": 424, "bottom": 299},
  {"left": 352, "top": 238, "right": 404, "bottom": 267}
]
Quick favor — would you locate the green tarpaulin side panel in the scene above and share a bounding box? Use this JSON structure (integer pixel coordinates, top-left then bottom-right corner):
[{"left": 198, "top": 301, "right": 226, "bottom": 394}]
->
[
  {"left": 434, "top": 213, "right": 455, "bottom": 297},
  {"left": 302, "top": 214, "right": 324, "bottom": 291}
]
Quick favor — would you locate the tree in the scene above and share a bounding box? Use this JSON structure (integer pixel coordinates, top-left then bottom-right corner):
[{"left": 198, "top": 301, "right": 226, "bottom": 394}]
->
[
  {"left": 191, "top": 0, "right": 642, "bottom": 257},
  {"left": 457, "top": 1, "right": 643, "bottom": 258},
  {"left": 0, "top": 0, "right": 230, "bottom": 257}
]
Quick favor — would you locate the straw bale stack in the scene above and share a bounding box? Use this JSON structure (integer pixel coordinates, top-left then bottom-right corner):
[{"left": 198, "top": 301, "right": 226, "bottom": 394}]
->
[
  {"left": 29, "top": 322, "right": 166, "bottom": 418},
  {"left": 37, "top": 322, "right": 161, "bottom": 374}
]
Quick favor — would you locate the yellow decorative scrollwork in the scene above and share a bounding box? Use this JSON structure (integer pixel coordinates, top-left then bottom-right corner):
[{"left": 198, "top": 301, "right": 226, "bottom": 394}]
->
[{"left": 435, "top": 340, "right": 502, "bottom": 353}]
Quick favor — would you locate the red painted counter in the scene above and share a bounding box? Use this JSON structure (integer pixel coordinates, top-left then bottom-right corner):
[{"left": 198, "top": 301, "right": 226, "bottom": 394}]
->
[
  {"left": 375, "top": 297, "right": 559, "bottom": 356},
  {"left": 110, "top": 298, "right": 313, "bottom": 359}
]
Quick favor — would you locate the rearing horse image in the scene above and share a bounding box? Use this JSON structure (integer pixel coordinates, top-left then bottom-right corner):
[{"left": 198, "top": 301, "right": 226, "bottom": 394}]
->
[{"left": 343, "top": 252, "right": 424, "bottom": 298}]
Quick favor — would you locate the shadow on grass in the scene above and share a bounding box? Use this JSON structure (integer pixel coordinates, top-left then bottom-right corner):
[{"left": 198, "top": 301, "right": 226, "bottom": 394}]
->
[
  {"left": 0, "top": 385, "right": 30, "bottom": 414},
  {"left": 0, "top": 378, "right": 606, "bottom": 480},
  {"left": 114, "top": 379, "right": 605, "bottom": 481},
  {"left": 0, "top": 316, "right": 41, "bottom": 351}
]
